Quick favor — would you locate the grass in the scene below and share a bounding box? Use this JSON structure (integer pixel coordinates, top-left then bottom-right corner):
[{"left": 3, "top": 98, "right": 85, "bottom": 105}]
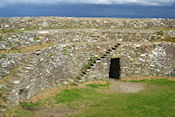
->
[
  {"left": 130, "top": 78, "right": 175, "bottom": 85},
  {"left": 0, "top": 42, "right": 52, "bottom": 54},
  {"left": 14, "top": 109, "right": 30, "bottom": 117},
  {"left": 20, "top": 101, "right": 42, "bottom": 109},
  {"left": 55, "top": 88, "right": 84, "bottom": 104},
  {"left": 0, "top": 87, "right": 6, "bottom": 97},
  {"left": 86, "top": 83, "right": 109, "bottom": 88},
  {"left": 3, "top": 79, "right": 175, "bottom": 117},
  {"left": 0, "top": 54, "right": 6, "bottom": 58},
  {"left": 150, "top": 30, "right": 175, "bottom": 43}
]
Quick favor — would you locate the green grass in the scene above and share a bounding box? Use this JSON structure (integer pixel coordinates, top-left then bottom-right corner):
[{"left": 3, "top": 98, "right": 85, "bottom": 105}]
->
[
  {"left": 55, "top": 88, "right": 84, "bottom": 104},
  {"left": 0, "top": 87, "right": 6, "bottom": 97},
  {"left": 0, "top": 54, "right": 6, "bottom": 58},
  {"left": 130, "top": 78, "right": 175, "bottom": 85},
  {"left": 86, "top": 83, "right": 109, "bottom": 88},
  {"left": 5, "top": 79, "right": 175, "bottom": 117},
  {"left": 14, "top": 109, "right": 31, "bottom": 117},
  {"left": 20, "top": 101, "right": 42, "bottom": 109},
  {"left": 70, "top": 79, "right": 175, "bottom": 117}
]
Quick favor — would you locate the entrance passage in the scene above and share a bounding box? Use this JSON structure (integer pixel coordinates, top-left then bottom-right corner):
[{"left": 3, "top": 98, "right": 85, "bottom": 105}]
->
[{"left": 109, "top": 58, "right": 120, "bottom": 79}]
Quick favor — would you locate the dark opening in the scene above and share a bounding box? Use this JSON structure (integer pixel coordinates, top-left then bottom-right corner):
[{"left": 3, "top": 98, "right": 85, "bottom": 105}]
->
[{"left": 109, "top": 58, "right": 120, "bottom": 79}]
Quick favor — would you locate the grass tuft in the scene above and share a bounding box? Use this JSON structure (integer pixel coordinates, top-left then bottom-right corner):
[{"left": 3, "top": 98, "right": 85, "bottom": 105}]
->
[
  {"left": 86, "top": 83, "right": 109, "bottom": 88},
  {"left": 20, "top": 101, "right": 41, "bottom": 109}
]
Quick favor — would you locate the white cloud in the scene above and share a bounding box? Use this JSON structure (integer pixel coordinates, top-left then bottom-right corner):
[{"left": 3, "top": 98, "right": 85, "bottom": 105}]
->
[{"left": 0, "top": 0, "right": 175, "bottom": 7}]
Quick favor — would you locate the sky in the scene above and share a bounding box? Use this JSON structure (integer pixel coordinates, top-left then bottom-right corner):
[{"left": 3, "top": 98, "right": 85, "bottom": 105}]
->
[{"left": 0, "top": 0, "right": 175, "bottom": 18}]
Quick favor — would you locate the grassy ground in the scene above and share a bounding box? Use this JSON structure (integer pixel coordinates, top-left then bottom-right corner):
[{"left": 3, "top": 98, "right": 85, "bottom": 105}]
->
[{"left": 4, "top": 79, "right": 175, "bottom": 117}]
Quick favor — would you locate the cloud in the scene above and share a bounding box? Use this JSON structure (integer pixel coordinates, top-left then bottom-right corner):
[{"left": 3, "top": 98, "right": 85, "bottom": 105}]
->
[{"left": 0, "top": 0, "right": 175, "bottom": 7}]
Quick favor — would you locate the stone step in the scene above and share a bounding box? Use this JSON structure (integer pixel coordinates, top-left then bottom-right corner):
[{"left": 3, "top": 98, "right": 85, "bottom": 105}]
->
[
  {"left": 112, "top": 47, "right": 116, "bottom": 50},
  {"left": 18, "top": 70, "right": 29, "bottom": 73},
  {"left": 6, "top": 84, "right": 15, "bottom": 88},
  {"left": 23, "top": 67, "right": 33, "bottom": 70},
  {"left": 87, "top": 69, "right": 91, "bottom": 72},
  {"left": 24, "top": 64, "right": 34, "bottom": 67},
  {"left": 103, "top": 54, "right": 107, "bottom": 56},
  {"left": 90, "top": 66, "right": 96, "bottom": 69},
  {"left": 5, "top": 88, "right": 13, "bottom": 92},
  {"left": 96, "top": 60, "right": 101, "bottom": 63},
  {"left": 90, "top": 64, "right": 94, "bottom": 66},
  {"left": 82, "top": 72, "right": 86, "bottom": 74},
  {"left": 28, "top": 61, "right": 36, "bottom": 64},
  {"left": 9, "top": 80, "right": 20, "bottom": 85},
  {"left": 14, "top": 73, "right": 23, "bottom": 78},
  {"left": 93, "top": 61, "right": 96, "bottom": 64}
]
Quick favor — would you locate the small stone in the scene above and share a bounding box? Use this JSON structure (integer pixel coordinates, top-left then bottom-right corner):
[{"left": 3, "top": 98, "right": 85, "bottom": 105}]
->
[
  {"left": 63, "top": 81, "right": 68, "bottom": 85},
  {"left": 38, "top": 31, "right": 49, "bottom": 34},
  {"left": 12, "top": 80, "right": 20, "bottom": 85},
  {"left": 103, "top": 63, "right": 108, "bottom": 65}
]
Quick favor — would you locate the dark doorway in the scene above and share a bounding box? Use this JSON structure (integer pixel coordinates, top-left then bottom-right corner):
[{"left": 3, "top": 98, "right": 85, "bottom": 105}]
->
[{"left": 109, "top": 58, "right": 120, "bottom": 79}]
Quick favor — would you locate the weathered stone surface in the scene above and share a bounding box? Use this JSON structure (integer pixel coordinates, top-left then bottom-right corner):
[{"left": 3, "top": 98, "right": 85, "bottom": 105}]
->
[
  {"left": 0, "top": 17, "right": 175, "bottom": 30},
  {"left": 0, "top": 17, "right": 175, "bottom": 108}
]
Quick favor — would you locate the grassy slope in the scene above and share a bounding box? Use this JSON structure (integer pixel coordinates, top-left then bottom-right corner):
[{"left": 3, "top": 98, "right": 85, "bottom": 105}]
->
[{"left": 4, "top": 79, "right": 175, "bottom": 117}]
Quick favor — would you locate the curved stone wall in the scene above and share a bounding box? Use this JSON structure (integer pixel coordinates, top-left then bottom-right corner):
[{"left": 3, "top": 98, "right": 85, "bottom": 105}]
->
[{"left": 0, "top": 17, "right": 174, "bottom": 107}]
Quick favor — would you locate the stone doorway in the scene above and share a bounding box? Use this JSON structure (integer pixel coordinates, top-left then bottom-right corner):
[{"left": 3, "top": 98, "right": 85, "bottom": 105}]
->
[{"left": 109, "top": 58, "right": 120, "bottom": 79}]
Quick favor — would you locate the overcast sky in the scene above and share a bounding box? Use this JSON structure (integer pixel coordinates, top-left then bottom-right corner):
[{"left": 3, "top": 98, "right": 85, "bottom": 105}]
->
[
  {"left": 0, "top": 0, "right": 175, "bottom": 18},
  {"left": 0, "top": 0, "right": 175, "bottom": 6}
]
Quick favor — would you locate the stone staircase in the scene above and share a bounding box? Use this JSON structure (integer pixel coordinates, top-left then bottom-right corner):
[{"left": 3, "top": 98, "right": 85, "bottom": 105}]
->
[
  {"left": 78, "top": 43, "right": 121, "bottom": 82},
  {"left": 0, "top": 53, "right": 39, "bottom": 116}
]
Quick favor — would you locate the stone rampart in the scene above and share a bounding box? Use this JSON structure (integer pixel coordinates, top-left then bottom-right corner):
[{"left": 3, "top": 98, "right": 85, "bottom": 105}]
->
[
  {"left": 0, "top": 17, "right": 175, "bottom": 30},
  {"left": 0, "top": 17, "right": 175, "bottom": 108}
]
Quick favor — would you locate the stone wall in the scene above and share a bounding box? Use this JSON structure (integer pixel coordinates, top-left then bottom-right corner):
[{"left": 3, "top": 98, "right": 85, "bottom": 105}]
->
[
  {"left": 0, "top": 42, "right": 115, "bottom": 103},
  {"left": 2, "top": 42, "right": 174, "bottom": 105},
  {"left": 1, "top": 29, "right": 175, "bottom": 50},
  {"left": 0, "top": 54, "right": 29, "bottom": 79},
  {"left": 0, "top": 17, "right": 175, "bottom": 30},
  {"left": 0, "top": 17, "right": 175, "bottom": 107},
  {"left": 81, "top": 42, "right": 175, "bottom": 82}
]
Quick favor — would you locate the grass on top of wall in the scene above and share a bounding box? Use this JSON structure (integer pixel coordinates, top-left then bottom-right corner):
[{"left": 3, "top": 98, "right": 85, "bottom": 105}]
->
[{"left": 0, "top": 42, "right": 53, "bottom": 54}]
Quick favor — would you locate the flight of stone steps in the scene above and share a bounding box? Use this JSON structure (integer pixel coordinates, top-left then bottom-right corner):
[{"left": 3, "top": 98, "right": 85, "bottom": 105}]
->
[
  {"left": 0, "top": 53, "right": 38, "bottom": 116},
  {"left": 78, "top": 43, "right": 121, "bottom": 82}
]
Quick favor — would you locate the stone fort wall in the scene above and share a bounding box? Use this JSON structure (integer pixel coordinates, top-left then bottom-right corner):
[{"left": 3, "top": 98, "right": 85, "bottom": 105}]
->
[
  {"left": 0, "top": 17, "right": 175, "bottom": 106},
  {"left": 0, "top": 17, "right": 175, "bottom": 29}
]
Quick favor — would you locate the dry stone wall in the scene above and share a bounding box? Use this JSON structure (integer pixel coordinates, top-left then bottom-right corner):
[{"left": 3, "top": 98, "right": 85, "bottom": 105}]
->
[
  {"left": 0, "top": 17, "right": 175, "bottom": 108},
  {"left": 79, "top": 42, "right": 175, "bottom": 82},
  {"left": 1, "top": 29, "right": 175, "bottom": 50},
  {"left": 0, "top": 17, "right": 175, "bottom": 29},
  {"left": 4, "top": 42, "right": 120, "bottom": 105}
]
